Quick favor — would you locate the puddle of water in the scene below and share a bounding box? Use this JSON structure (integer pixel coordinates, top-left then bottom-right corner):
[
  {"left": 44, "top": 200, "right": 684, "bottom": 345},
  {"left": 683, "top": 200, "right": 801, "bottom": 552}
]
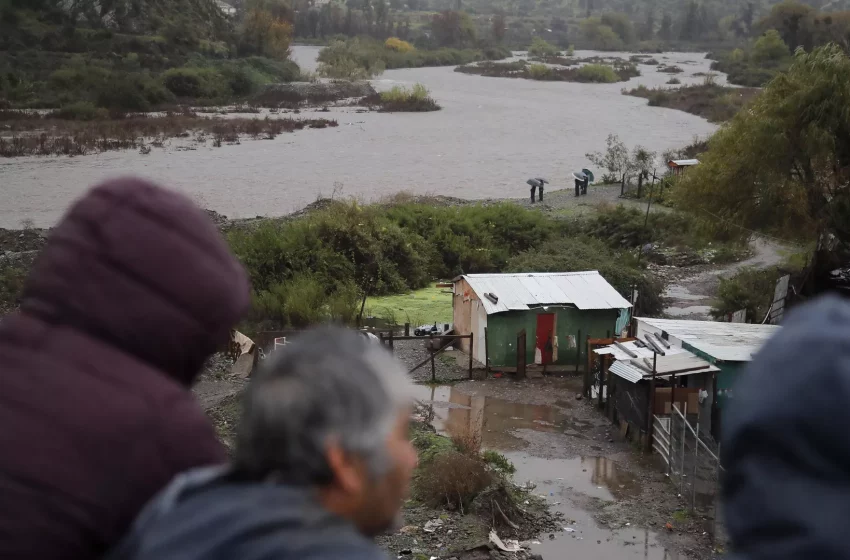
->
[
  {"left": 663, "top": 285, "right": 705, "bottom": 301},
  {"left": 519, "top": 464, "right": 684, "bottom": 560},
  {"left": 664, "top": 305, "right": 712, "bottom": 317},
  {"left": 411, "top": 383, "right": 687, "bottom": 559},
  {"left": 410, "top": 384, "right": 589, "bottom": 450},
  {"left": 505, "top": 453, "right": 641, "bottom": 501}
]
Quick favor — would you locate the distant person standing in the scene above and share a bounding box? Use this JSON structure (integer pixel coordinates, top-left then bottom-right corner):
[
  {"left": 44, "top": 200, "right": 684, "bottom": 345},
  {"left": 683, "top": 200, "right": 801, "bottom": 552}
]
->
[
  {"left": 527, "top": 179, "right": 540, "bottom": 203},
  {"left": 582, "top": 174, "right": 589, "bottom": 195},
  {"left": 574, "top": 176, "right": 582, "bottom": 197},
  {"left": 0, "top": 177, "right": 250, "bottom": 560}
]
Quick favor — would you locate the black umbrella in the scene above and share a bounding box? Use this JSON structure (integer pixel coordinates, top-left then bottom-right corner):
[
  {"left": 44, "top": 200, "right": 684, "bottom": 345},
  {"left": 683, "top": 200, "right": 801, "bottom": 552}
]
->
[
  {"left": 526, "top": 178, "right": 541, "bottom": 187},
  {"left": 535, "top": 177, "right": 549, "bottom": 184}
]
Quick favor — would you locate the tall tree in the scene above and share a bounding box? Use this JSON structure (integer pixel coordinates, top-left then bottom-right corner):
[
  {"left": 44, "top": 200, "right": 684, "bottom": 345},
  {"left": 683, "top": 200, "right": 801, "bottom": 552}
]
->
[
  {"left": 679, "top": 0, "right": 700, "bottom": 40},
  {"left": 640, "top": 9, "right": 655, "bottom": 41},
  {"left": 492, "top": 12, "right": 507, "bottom": 43},
  {"left": 658, "top": 12, "right": 672, "bottom": 40},
  {"left": 758, "top": 1, "right": 814, "bottom": 50},
  {"left": 676, "top": 44, "right": 850, "bottom": 255}
]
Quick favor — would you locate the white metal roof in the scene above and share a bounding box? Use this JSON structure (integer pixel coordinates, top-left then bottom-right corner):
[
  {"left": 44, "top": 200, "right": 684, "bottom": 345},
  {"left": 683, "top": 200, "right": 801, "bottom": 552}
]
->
[
  {"left": 608, "top": 353, "right": 719, "bottom": 384},
  {"left": 636, "top": 317, "right": 780, "bottom": 362},
  {"left": 668, "top": 159, "right": 699, "bottom": 166},
  {"left": 459, "top": 272, "right": 632, "bottom": 315}
]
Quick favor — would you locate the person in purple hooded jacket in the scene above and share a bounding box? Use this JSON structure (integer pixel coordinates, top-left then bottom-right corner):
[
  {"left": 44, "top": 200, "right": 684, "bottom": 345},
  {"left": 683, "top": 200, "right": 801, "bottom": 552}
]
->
[{"left": 0, "top": 177, "right": 250, "bottom": 560}]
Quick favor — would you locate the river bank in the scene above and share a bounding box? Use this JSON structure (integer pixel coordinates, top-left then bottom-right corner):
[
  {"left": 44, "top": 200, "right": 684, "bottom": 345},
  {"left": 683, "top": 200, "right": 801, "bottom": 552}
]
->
[{"left": 0, "top": 46, "right": 721, "bottom": 228}]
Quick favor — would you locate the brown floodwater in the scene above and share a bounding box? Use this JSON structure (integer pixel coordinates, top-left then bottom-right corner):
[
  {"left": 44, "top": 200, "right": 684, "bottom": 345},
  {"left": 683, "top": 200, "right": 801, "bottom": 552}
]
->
[
  {"left": 412, "top": 383, "right": 686, "bottom": 559},
  {"left": 0, "top": 48, "right": 721, "bottom": 228}
]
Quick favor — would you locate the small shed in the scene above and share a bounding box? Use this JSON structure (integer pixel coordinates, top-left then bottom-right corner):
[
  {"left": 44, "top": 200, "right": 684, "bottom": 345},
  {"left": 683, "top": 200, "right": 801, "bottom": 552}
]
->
[
  {"left": 594, "top": 339, "right": 719, "bottom": 439},
  {"left": 667, "top": 159, "right": 699, "bottom": 176},
  {"left": 452, "top": 272, "right": 632, "bottom": 370},
  {"left": 634, "top": 317, "right": 780, "bottom": 438}
]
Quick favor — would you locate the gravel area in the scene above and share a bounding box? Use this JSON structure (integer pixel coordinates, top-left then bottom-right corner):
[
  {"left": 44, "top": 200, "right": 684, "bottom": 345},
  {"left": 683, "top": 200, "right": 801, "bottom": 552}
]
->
[{"left": 392, "top": 339, "right": 475, "bottom": 383}]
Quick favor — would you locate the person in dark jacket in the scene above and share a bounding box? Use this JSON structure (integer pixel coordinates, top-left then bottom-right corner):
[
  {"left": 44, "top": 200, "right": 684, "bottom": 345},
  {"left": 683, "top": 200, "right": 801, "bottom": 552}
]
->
[
  {"left": 722, "top": 295, "right": 850, "bottom": 559},
  {"left": 0, "top": 177, "right": 250, "bottom": 560},
  {"left": 108, "top": 327, "right": 417, "bottom": 560}
]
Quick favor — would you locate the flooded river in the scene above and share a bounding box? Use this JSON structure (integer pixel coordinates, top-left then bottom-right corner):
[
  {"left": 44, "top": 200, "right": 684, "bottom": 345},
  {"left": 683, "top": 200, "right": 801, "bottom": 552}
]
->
[
  {"left": 413, "top": 381, "right": 687, "bottom": 559},
  {"left": 1, "top": 47, "right": 721, "bottom": 228}
]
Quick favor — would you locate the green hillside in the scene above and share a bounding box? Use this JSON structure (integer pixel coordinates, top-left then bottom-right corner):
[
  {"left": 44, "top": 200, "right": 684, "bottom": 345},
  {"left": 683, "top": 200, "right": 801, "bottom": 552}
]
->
[{"left": 0, "top": 0, "right": 301, "bottom": 111}]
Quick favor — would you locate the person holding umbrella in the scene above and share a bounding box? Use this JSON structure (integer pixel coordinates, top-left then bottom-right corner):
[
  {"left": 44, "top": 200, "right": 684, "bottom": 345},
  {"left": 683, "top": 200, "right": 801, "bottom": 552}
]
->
[
  {"left": 573, "top": 171, "right": 586, "bottom": 197},
  {"left": 581, "top": 168, "right": 594, "bottom": 195},
  {"left": 526, "top": 178, "right": 540, "bottom": 203},
  {"left": 535, "top": 177, "right": 549, "bottom": 201}
]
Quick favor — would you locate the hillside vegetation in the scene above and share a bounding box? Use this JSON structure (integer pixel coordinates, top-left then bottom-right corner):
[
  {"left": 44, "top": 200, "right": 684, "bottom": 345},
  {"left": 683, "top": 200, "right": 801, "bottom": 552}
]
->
[{"left": 0, "top": 0, "right": 301, "bottom": 111}]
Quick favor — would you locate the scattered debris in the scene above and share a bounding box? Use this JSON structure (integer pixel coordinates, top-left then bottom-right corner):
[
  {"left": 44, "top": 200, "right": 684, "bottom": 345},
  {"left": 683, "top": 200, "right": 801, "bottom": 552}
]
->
[
  {"left": 423, "top": 519, "right": 444, "bottom": 533},
  {"left": 489, "top": 530, "right": 521, "bottom": 552}
]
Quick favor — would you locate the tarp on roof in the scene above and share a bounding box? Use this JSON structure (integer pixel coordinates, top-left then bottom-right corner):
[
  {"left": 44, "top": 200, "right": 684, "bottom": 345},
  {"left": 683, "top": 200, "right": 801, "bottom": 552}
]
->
[{"left": 459, "top": 272, "right": 632, "bottom": 315}]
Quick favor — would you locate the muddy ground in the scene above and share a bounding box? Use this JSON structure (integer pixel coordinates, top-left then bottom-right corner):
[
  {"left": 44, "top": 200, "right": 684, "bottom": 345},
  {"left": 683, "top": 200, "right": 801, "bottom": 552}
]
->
[
  {"left": 411, "top": 374, "right": 722, "bottom": 560},
  {"left": 198, "top": 337, "right": 722, "bottom": 560}
]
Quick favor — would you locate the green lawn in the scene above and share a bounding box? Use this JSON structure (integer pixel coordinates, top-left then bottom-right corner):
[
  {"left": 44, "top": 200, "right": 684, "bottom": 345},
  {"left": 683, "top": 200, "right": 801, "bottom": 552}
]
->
[{"left": 366, "top": 286, "right": 453, "bottom": 326}]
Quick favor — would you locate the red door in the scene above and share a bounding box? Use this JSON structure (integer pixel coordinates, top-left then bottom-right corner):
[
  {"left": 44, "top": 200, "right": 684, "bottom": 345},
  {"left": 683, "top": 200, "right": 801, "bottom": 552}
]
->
[{"left": 535, "top": 314, "right": 555, "bottom": 364}]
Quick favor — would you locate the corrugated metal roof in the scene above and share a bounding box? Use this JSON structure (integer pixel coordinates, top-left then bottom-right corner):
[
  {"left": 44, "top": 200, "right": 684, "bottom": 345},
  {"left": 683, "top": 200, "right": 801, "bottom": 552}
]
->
[
  {"left": 669, "top": 159, "right": 699, "bottom": 166},
  {"left": 460, "top": 272, "right": 632, "bottom": 315},
  {"left": 608, "top": 353, "right": 719, "bottom": 384},
  {"left": 636, "top": 317, "right": 780, "bottom": 362},
  {"left": 609, "top": 360, "right": 645, "bottom": 383}
]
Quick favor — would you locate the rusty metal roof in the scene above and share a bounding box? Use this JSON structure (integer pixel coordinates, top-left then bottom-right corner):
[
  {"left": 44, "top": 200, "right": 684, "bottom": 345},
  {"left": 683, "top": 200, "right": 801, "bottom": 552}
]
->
[
  {"left": 458, "top": 272, "right": 632, "bottom": 315},
  {"left": 668, "top": 159, "right": 699, "bottom": 167},
  {"left": 636, "top": 317, "right": 780, "bottom": 362}
]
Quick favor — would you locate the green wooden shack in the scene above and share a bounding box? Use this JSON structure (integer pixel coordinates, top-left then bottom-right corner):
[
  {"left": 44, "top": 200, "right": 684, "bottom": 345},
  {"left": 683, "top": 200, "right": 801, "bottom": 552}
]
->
[{"left": 452, "top": 272, "right": 632, "bottom": 370}]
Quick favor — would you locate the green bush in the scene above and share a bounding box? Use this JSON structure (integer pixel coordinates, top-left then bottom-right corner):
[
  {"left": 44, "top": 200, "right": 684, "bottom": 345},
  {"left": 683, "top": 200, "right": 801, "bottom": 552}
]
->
[
  {"left": 528, "top": 63, "right": 552, "bottom": 79},
  {"left": 52, "top": 101, "right": 108, "bottom": 120},
  {"left": 251, "top": 273, "right": 360, "bottom": 328},
  {"left": 576, "top": 64, "right": 619, "bottom": 83},
  {"left": 711, "top": 266, "right": 783, "bottom": 322},
  {"left": 162, "top": 67, "right": 227, "bottom": 99},
  {"left": 482, "top": 450, "right": 516, "bottom": 474},
  {"left": 528, "top": 37, "right": 560, "bottom": 57}
]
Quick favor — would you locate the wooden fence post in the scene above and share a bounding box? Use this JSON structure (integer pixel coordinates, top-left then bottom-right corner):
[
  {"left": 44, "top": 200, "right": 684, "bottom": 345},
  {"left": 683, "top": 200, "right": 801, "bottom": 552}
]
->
[
  {"left": 575, "top": 329, "right": 581, "bottom": 374},
  {"left": 468, "top": 335, "right": 474, "bottom": 379},
  {"left": 484, "top": 328, "right": 489, "bottom": 376},
  {"left": 404, "top": 323, "right": 410, "bottom": 336},
  {"left": 388, "top": 330, "right": 394, "bottom": 354},
  {"left": 429, "top": 333, "right": 435, "bottom": 382}
]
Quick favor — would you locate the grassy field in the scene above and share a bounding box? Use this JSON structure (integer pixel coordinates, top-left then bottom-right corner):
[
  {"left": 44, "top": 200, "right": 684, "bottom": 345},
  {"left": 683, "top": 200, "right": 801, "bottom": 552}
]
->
[{"left": 366, "top": 286, "right": 453, "bottom": 326}]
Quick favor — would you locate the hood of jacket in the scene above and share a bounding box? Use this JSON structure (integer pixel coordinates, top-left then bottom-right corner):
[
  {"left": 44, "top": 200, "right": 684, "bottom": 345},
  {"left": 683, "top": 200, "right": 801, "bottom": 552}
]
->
[
  {"left": 20, "top": 177, "right": 250, "bottom": 385},
  {"left": 108, "top": 467, "right": 385, "bottom": 560},
  {"left": 722, "top": 295, "right": 850, "bottom": 559}
]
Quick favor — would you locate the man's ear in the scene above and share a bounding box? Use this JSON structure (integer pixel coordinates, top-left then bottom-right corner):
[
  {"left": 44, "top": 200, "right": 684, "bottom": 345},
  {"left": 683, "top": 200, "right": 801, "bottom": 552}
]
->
[{"left": 326, "top": 442, "right": 365, "bottom": 495}]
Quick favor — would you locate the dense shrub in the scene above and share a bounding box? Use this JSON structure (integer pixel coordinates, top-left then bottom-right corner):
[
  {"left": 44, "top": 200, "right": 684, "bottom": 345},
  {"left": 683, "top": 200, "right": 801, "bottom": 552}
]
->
[
  {"left": 375, "top": 83, "right": 440, "bottom": 112},
  {"left": 385, "top": 37, "right": 414, "bottom": 53},
  {"left": 576, "top": 63, "right": 620, "bottom": 83},
  {"left": 52, "top": 101, "right": 107, "bottom": 120},
  {"left": 162, "top": 67, "right": 228, "bottom": 99},
  {"left": 527, "top": 37, "right": 560, "bottom": 57},
  {"left": 711, "top": 266, "right": 784, "bottom": 322},
  {"left": 416, "top": 450, "right": 493, "bottom": 509},
  {"left": 316, "top": 37, "right": 509, "bottom": 79}
]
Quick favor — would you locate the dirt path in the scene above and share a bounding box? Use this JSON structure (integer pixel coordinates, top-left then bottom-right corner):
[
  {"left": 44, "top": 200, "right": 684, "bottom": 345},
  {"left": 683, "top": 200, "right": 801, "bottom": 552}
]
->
[
  {"left": 662, "top": 237, "right": 786, "bottom": 319},
  {"left": 415, "top": 376, "right": 718, "bottom": 560}
]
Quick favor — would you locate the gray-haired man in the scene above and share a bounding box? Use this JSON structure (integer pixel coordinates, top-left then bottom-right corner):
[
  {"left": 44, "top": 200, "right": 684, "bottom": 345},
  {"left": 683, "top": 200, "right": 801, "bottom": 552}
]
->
[{"left": 107, "top": 327, "right": 418, "bottom": 560}]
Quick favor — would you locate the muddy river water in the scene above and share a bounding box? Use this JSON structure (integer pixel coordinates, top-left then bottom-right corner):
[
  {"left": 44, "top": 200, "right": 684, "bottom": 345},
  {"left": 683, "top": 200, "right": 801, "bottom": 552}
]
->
[
  {"left": 1, "top": 47, "right": 722, "bottom": 228},
  {"left": 413, "top": 381, "right": 685, "bottom": 559}
]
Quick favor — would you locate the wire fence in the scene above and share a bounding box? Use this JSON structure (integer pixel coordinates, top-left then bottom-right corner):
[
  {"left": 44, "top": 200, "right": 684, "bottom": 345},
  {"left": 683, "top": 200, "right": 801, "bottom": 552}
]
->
[{"left": 653, "top": 404, "right": 726, "bottom": 544}]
